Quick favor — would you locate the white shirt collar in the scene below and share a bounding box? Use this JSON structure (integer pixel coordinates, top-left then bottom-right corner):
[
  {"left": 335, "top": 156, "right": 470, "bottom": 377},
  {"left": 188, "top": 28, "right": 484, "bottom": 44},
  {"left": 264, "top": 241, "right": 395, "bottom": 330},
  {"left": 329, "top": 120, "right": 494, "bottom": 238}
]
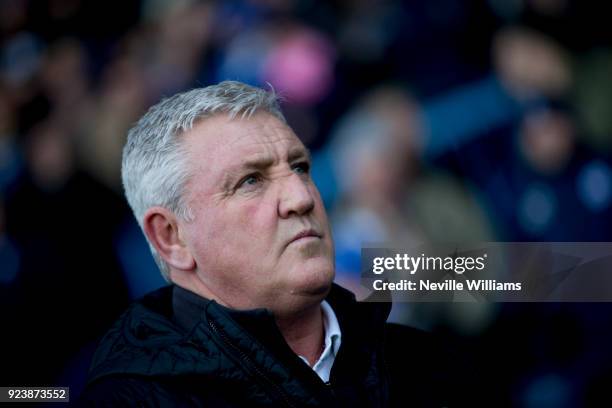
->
[{"left": 297, "top": 300, "right": 342, "bottom": 383}]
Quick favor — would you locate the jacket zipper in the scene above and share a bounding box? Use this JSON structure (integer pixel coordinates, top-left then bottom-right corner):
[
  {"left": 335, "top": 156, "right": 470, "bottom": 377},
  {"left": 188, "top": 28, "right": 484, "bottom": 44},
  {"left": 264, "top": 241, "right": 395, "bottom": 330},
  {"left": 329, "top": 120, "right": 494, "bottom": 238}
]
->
[
  {"left": 324, "top": 381, "right": 337, "bottom": 399},
  {"left": 208, "top": 319, "right": 296, "bottom": 408}
]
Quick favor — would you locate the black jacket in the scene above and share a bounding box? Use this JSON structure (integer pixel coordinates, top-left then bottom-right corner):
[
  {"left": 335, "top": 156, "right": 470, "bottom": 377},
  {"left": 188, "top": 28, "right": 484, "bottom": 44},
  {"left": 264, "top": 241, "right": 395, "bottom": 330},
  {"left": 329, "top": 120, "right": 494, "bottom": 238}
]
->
[{"left": 77, "top": 284, "right": 453, "bottom": 407}]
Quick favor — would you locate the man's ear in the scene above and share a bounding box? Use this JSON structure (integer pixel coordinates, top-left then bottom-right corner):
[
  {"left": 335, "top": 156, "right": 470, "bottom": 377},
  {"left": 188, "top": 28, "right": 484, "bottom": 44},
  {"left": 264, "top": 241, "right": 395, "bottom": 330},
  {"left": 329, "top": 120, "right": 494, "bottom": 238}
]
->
[{"left": 142, "top": 206, "right": 195, "bottom": 271}]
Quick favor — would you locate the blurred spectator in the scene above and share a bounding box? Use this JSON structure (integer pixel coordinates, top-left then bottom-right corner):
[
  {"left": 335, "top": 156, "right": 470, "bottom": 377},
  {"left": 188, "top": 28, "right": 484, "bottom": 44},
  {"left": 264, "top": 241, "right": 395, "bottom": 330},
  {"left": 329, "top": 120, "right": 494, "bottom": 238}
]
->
[
  {"left": 321, "top": 85, "right": 498, "bottom": 338},
  {"left": 76, "top": 53, "right": 147, "bottom": 190},
  {"left": 493, "top": 26, "right": 571, "bottom": 100}
]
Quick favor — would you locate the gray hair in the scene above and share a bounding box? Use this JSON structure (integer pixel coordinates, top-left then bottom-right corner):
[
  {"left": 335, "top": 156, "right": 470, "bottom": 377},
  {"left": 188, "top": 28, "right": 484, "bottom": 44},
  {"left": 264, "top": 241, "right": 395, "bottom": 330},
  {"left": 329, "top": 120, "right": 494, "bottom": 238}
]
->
[{"left": 122, "top": 80, "right": 285, "bottom": 281}]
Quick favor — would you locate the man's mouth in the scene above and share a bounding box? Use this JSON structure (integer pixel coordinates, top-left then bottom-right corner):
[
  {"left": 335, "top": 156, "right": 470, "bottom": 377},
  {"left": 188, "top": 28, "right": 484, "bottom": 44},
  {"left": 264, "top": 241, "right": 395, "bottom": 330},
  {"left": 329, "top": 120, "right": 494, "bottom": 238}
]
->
[{"left": 289, "top": 229, "right": 321, "bottom": 245}]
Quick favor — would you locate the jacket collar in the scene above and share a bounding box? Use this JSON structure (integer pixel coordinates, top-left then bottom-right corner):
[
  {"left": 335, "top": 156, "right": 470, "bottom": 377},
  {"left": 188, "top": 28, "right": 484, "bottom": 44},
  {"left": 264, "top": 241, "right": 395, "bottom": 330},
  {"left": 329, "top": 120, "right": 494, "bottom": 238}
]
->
[{"left": 171, "top": 283, "right": 391, "bottom": 356}]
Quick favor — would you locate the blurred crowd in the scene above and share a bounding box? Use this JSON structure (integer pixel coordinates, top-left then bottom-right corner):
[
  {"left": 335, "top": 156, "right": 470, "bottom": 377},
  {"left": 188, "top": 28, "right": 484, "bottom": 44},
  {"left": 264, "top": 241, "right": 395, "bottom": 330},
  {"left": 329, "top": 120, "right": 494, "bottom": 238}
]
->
[{"left": 1, "top": 0, "right": 612, "bottom": 405}]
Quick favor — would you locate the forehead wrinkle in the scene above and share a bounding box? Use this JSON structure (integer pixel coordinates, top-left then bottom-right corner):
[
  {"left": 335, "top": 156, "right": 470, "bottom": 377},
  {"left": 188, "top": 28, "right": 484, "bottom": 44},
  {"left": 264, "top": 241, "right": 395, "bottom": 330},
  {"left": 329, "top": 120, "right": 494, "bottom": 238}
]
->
[
  {"left": 236, "top": 140, "right": 309, "bottom": 169},
  {"left": 228, "top": 129, "right": 296, "bottom": 150},
  {"left": 228, "top": 122, "right": 307, "bottom": 161}
]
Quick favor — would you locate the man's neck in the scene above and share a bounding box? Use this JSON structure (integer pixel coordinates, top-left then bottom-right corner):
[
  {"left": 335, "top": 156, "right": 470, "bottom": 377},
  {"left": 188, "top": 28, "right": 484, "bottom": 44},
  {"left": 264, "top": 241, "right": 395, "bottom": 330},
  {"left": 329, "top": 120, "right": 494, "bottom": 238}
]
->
[
  {"left": 275, "top": 304, "right": 325, "bottom": 367},
  {"left": 173, "top": 274, "right": 326, "bottom": 365}
]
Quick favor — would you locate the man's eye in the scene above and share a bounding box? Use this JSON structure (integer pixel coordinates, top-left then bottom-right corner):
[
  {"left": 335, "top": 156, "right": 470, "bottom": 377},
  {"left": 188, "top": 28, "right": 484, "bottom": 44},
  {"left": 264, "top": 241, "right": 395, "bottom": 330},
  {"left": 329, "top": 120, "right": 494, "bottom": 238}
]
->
[
  {"left": 238, "top": 174, "right": 261, "bottom": 189},
  {"left": 292, "top": 162, "right": 310, "bottom": 175}
]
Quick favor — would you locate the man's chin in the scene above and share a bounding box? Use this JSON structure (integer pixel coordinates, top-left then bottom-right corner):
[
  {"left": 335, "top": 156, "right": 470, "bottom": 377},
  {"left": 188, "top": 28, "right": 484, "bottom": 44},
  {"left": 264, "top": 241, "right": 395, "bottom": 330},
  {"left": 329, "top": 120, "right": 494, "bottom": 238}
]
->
[
  {"left": 275, "top": 280, "right": 332, "bottom": 318},
  {"left": 299, "top": 280, "right": 332, "bottom": 298},
  {"left": 291, "top": 268, "right": 334, "bottom": 298}
]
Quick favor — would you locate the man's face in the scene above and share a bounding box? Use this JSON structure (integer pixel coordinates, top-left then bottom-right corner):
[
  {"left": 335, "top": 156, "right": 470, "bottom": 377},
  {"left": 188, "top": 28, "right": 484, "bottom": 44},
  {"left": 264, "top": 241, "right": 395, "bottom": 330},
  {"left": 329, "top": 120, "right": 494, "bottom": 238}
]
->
[{"left": 179, "top": 112, "right": 335, "bottom": 315}]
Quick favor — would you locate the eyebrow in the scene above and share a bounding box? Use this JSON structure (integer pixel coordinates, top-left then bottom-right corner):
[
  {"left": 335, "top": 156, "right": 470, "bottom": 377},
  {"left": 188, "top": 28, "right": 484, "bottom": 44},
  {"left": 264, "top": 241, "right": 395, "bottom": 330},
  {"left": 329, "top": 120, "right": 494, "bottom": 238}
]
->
[
  {"left": 220, "top": 146, "right": 311, "bottom": 188},
  {"left": 241, "top": 147, "right": 311, "bottom": 169},
  {"left": 288, "top": 146, "right": 311, "bottom": 163}
]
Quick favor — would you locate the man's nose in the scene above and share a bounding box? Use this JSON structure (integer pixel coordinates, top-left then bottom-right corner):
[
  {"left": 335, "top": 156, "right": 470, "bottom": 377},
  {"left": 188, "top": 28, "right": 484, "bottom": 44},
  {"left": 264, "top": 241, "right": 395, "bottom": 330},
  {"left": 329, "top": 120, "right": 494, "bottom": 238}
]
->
[{"left": 278, "top": 173, "right": 315, "bottom": 218}]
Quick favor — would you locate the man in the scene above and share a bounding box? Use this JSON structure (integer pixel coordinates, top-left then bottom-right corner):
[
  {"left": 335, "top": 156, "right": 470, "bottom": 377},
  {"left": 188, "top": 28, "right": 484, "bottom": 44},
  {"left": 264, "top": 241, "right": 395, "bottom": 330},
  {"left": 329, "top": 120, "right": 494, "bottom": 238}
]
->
[{"left": 78, "top": 81, "right": 453, "bottom": 407}]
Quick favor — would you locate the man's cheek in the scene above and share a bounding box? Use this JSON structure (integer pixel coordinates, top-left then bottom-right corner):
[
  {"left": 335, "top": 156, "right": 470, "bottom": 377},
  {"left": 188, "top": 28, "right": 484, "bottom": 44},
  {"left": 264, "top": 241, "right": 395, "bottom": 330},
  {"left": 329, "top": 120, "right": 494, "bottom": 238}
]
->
[{"left": 241, "top": 204, "right": 275, "bottom": 238}]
